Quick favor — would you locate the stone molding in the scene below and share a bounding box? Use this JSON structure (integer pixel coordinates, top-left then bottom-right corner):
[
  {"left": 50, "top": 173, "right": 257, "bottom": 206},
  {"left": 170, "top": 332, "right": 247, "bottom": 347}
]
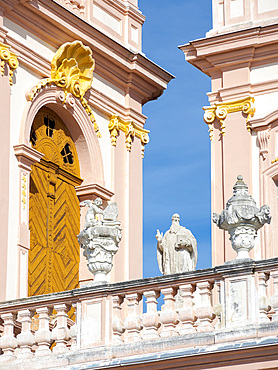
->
[
  {"left": 20, "top": 84, "right": 105, "bottom": 186},
  {"left": 5, "top": 32, "right": 147, "bottom": 126},
  {"left": 3, "top": 0, "right": 173, "bottom": 106},
  {"left": 250, "top": 109, "right": 278, "bottom": 130},
  {"left": 75, "top": 183, "right": 114, "bottom": 202},
  {"left": 13, "top": 144, "right": 44, "bottom": 172},
  {"left": 180, "top": 25, "right": 278, "bottom": 76}
]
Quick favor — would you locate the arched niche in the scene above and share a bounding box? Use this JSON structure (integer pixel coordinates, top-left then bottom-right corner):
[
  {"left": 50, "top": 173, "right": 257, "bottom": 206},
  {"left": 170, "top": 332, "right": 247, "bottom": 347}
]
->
[{"left": 14, "top": 85, "right": 108, "bottom": 298}]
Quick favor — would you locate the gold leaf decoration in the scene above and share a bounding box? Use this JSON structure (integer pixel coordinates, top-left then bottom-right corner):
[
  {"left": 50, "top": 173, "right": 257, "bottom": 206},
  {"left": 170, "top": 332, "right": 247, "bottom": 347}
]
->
[
  {"left": 50, "top": 41, "right": 95, "bottom": 98},
  {"left": 108, "top": 115, "right": 150, "bottom": 158},
  {"left": 203, "top": 96, "right": 255, "bottom": 140},
  {"left": 28, "top": 41, "right": 101, "bottom": 138},
  {"left": 0, "top": 42, "right": 19, "bottom": 85}
]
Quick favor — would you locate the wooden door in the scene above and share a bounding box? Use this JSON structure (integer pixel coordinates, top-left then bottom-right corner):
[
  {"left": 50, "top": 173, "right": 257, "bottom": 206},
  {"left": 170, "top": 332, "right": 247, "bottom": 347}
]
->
[{"left": 28, "top": 107, "right": 82, "bottom": 296}]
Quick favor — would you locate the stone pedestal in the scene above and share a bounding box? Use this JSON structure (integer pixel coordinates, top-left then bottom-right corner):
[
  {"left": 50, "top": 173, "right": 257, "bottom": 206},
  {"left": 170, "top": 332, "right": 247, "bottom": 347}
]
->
[{"left": 78, "top": 199, "right": 122, "bottom": 283}]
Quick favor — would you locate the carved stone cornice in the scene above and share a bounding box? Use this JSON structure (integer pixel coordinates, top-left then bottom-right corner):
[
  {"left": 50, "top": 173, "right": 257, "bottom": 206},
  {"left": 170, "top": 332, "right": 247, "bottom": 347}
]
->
[
  {"left": 108, "top": 115, "right": 149, "bottom": 158},
  {"left": 203, "top": 96, "right": 255, "bottom": 140},
  {"left": 75, "top": 183, "right": 114, "bottom": 202},
  {"left": 28, "top": 40, "right": 101, "bottom": 138},
  {"left": 14, "top": 144, "right": 44, "bottom": 172},
  {"left": 0, "top": 42, "right": 18, "bottom": 85},
  {"left": 3, "top": 0, "right": 173, "bottom": 102}
]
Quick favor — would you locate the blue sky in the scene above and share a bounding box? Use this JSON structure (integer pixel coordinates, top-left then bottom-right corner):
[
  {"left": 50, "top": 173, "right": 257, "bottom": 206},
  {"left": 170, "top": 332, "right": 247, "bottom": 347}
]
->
[{"left": 139, "top": 1, "right": 213, "bottom": 277}]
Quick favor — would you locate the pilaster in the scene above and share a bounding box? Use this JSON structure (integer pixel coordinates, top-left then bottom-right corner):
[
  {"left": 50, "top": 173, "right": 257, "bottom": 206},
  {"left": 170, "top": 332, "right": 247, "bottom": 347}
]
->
[
  {"left": 14, "top": 144, "right": 44, "bottom": 298},
  {"left": 0, "top": 64, "right": 10, "bottom": 301}
]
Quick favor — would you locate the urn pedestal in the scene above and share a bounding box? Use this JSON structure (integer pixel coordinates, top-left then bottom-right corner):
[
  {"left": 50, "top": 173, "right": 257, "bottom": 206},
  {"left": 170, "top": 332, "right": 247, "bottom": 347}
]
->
[{"left": 78, "top": 199, "right": 122, "bottom": 283}]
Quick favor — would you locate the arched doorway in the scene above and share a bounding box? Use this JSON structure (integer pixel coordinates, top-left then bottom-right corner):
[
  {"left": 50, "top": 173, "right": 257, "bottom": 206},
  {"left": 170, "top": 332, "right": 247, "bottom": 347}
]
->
[{"left": 28, "top": 107, "right": 82, "bottom": 296}]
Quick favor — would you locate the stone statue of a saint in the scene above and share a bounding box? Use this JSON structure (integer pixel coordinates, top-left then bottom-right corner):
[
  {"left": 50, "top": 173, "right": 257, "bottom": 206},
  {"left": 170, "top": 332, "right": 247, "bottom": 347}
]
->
[{"left": 156, "top": 213, "right": 197, "bottom": 275}]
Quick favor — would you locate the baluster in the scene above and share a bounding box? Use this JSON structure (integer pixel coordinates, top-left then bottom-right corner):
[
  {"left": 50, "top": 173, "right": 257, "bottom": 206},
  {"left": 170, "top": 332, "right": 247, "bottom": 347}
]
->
[
  {"left": 52, "top": 304, "right": 70, "bottom": 353},
  {"left": 35, "top": 307, "right": 52, "bottom": 356},
  {"left": 70, "top": 302, "right": 78, "bottom": 351},
  {"left": 142, "top": 290, "right": 160, "bottom": 340},
  {"left": 270, "top": 271, "right": 278, "bottom": 321},
  {"left": 112, "top": 295, "right": 125, "bottom": 344},
  {"left": 258, "top": 272, "right": 271, "bottom": 323},
  {"left": 195, "top": 281, "right": 215, "bottom": 332},
  {"left": 124, "top": 293, "right": 142, "bottom": 343},
  {"left": 0, "top": 313, "right": 17, "bottom": 360},
  {"left": 178, "top": 283, "right": 196, "bottom": 335},
  {"left": 160, "top": 287, "right": 179, "bottom": 337},
  {"left": 213, "top": 279, "right": 223, "bottom": 330},
  {"left": 17, "top": 309, "right": 35, "bottom": 358}
]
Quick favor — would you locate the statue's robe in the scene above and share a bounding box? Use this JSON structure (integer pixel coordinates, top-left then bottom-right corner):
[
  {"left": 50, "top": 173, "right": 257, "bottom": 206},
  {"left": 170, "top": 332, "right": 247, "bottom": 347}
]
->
[{"left": 157, "top": 226, "right": 197, "bottom": 275}]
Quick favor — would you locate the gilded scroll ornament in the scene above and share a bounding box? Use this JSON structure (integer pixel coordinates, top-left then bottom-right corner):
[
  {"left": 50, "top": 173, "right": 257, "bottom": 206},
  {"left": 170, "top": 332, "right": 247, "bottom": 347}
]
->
[
  {"left": 108, "top": 115, "right": 150, "bottom": 158},
  {"left": 203, "top": 108, "right": 215, "bottom": 141},
  {"left": 28, "top": 40, "right": 101, "bottom": 138},
  {"left": 203, "top": 96, "right": 255, "bottom": 140},
  {"left": 0, "top": 42, "right": 19, "bottom": 85}
]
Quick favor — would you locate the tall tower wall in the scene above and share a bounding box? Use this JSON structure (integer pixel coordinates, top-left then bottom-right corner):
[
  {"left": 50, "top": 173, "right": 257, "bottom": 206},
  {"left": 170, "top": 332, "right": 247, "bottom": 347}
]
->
[{"left": 181, "top": 0, "right": 278, "bottom": 265}]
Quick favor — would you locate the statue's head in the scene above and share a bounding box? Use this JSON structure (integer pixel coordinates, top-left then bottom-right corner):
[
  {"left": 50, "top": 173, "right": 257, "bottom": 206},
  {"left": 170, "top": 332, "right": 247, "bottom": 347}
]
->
[
  {"left": 94, "top": 197, "right": 103, "bottom": 207},
  {"left": 172, "top": 213, "right": 180, "bottom": 223}
]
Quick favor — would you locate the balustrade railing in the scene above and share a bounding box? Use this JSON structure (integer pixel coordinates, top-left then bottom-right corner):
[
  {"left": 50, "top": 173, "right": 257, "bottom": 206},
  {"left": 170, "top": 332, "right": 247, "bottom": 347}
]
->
[{"left": 1, "top": 258, "right": 278, "bottom": 362}]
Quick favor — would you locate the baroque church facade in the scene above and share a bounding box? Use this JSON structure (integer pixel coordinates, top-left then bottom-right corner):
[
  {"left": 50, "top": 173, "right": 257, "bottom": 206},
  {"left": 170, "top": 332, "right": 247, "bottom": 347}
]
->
[
  {"left": 1, "top": 0, "right": 278, "bottom": 369},
  {"left": 0, "top": 0, "right": 172, "bottom": 301}
]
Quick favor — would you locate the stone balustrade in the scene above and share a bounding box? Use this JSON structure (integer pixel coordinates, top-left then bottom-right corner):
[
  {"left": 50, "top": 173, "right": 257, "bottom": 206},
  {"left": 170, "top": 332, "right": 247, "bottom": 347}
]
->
[{"left": 1, "top": 258, "right": 278, "bottom": 368}]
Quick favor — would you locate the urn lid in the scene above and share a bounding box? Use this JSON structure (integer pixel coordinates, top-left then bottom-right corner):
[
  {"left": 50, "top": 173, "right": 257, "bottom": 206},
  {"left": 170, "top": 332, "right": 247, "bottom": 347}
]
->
[{"left": 226, "top": 175, "right": 257, "bottom": 208}]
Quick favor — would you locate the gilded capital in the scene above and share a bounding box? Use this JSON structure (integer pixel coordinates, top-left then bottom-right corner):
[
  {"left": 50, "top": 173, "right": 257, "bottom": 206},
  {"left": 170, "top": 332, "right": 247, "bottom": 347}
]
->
[
  {"left": 109, "top": 115, "right": 149, "bottom": 158},
  {"left": 203, "top": 96, "right": 255, "bottom": 140},
  {"left": 0, "top": 42, "right": 19, "bottom": 85}
]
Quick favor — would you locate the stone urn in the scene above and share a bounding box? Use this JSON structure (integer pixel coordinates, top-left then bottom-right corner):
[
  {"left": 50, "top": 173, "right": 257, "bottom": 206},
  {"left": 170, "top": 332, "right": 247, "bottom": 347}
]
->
[
  {"left": 77, "top": 198, "right": 122, "bottom": 282},
  {"left": 213, "top": 175, "right": 271, "bottom": 261}
]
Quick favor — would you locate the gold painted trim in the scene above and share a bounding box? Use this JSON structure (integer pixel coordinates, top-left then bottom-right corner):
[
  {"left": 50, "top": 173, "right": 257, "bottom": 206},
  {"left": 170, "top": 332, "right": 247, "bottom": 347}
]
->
[
  {"left": 108, "top": 115, "right": 149, "bottom": 158},
  {"left": 203, "top": 96, "right": 255, "bottom": 140},
  {"left": 0, "top": 42, "right": 19, "bottom": 85},
  {"left": 28, "top": 41, "right": 101, "bottom": 138},
  {"left": 21, "top": 174, "right": 27, "bottom": 210}
]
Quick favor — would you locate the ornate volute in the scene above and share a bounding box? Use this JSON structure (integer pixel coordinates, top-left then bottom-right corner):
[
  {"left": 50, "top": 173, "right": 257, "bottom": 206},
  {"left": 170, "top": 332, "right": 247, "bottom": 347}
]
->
[{"left": 213, "top": 175, "right": 271, "bottom": 261}]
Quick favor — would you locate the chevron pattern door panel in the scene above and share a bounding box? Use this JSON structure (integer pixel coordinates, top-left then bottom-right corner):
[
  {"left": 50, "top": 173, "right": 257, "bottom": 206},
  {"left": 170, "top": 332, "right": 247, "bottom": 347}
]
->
[{"left": 28, "top": 107, "right": 82, "bottom": 296}]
